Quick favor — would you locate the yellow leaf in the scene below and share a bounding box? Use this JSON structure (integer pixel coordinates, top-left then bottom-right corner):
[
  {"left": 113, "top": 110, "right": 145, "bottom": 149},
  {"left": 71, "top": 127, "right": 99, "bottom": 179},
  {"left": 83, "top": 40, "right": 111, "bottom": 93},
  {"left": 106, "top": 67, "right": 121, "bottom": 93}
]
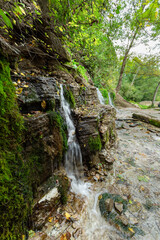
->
[
  {"left": 13, "top": 82, "right": 18, "bottom": 86},
  {"left": 22, "top": 235, "right": 26, "bottom": 240},
  {"left": 57, "top": 90, "right": 60, "bottom": 96},
  {"left": 21, "top": 73, "right": 25, "bottom": 76},
  {"left": 48, "top": 217, "right": 53, "bottom": 222},
  {"left": 24, "top": 85, "right": 29, "bottom": 88},
  {"left": 65, "top": 212, "right": 71, "bottom": 220},
  {"left": 41, "top": 100, "right": 46, "bottom": 109},
  {"left": 98, "top": 195, "right": 102, "bottom": 200},
  {"left": 16, "top": 88, "right": 23, "bottom": 94},
  {"left": 17, "top": 79, "right": 21, "bottom": 84},
  {"left": 128, "top": 228, "right": 135, "bottom": 233},
  {"left": 19, "top": 6, "right": 26, "bottom": 15}
]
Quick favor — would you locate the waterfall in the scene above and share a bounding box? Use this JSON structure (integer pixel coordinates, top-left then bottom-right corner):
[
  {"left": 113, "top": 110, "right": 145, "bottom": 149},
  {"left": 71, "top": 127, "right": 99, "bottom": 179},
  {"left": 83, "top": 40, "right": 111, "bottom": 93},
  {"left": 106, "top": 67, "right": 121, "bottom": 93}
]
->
[
  {"left": 60, "top": 85, "right": 91, "bottom": 196},
  {"left": 108, "top": 92, "right": 114, "bottom": 107},
  {"left": 60, "top": 84, "right": 83, "bottom": 180},
  {"left": 96, "top": 88, "right": 105, "bottom": 105}
]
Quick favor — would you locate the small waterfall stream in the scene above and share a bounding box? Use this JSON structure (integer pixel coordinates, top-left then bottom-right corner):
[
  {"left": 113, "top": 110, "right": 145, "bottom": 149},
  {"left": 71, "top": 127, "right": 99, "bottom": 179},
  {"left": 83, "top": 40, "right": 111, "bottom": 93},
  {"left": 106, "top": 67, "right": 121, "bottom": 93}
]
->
[
  {"left": 60, "top": 85, "right": 115, "bottom": 239},
  {"left": 96, "top": 88, "right": 105, "bottom": 104},
  {"left": 60, "top": 84, "right": 90, "bottom": 195}
]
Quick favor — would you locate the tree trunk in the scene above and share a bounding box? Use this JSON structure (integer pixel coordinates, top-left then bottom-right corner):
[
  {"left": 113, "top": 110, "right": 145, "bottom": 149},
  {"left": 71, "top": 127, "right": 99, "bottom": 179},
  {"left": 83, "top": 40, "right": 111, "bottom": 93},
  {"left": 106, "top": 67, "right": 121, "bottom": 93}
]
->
[
  {"left": 116, "top": 29, "right": 138, "bottom": 92},
  {"left": 152, "top": 81, "right": 160, "bottom": 107},
  {"left": 131, "top": 66, "right": 140, "bottom": 86}
]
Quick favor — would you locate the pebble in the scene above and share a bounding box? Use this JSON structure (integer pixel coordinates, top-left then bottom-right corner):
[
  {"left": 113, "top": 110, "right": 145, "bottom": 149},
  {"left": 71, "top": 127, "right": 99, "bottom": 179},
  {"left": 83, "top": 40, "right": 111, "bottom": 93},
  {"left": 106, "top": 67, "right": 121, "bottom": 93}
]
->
[{"left": 115, "top": 202, "right": 123, "bottom": 213}]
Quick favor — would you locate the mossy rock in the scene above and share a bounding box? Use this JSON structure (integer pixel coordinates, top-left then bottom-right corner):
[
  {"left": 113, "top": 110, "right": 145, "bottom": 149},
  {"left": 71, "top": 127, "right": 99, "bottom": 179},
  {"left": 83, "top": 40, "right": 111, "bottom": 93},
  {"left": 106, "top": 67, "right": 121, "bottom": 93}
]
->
[
  {"left": 0, "top": 56, "right": 32, "bottom": 239},
  {"left": 99, "top": 193, "right": 145, "bottom": 238},
  {"left": 88, "top": 134, "right": 102, "bottom": 152},
  {"left": 63, "top": 85, "right": 76, "bottom": 108}
]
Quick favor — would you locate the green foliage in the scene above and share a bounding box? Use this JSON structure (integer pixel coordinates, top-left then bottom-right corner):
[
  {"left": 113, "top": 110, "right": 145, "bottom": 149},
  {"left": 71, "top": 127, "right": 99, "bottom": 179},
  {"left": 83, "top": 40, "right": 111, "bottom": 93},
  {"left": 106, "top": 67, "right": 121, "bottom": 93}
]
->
[
  {"left": 48, "top": 111, "right": 68, "bottom": 152},
  {"left": 63, "top": 85, "right": 76, "bottom": 108},
  {"left": 89, "top": 134, "right": 102, "bottom": 152},
  {"left": 0, "top": 9, "right": 13, "bottom": 29},
  {"left": 0, "top": 57, "right": 32, "bottom": 240},
  {"left": 71, "top": 60, "right": 88, "bottom": 81}
]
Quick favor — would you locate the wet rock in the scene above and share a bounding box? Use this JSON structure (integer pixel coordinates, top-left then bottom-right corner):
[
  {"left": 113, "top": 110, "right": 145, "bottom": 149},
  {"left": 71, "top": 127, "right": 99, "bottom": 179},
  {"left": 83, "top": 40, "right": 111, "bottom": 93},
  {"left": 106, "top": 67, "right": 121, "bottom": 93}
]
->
[
  {"left": 115, "top": 202, "right": 123, "bottom": 214},
  {"left": 105, "top": 198, "right": 114, "bottom": 212},
  {"left": 13, "top": 75, "right": 60, "bottom": 113},
  {"left": 116, "top": 214, "right": 128, "bottom": 226},
  {"left": 129, "top": 217, "right": 138, "bottom": 225},
  {"left": 73, "top": 228, "right": 82, "bottom": 239},
  {"left": 73, "top": 104, "right": 116, "bottom": 168},
  {"left": 24, "top": 113, "right": 64, "bottom": 184}
]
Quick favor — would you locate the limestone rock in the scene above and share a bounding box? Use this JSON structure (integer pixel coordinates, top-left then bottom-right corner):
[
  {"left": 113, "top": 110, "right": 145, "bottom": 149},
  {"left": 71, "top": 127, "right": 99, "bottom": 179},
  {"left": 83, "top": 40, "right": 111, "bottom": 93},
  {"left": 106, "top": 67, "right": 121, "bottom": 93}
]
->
[
  {"left": 115, "top": 202, "right": 123, "bottom": 214},
  {"left": 105, "top": 198, "right": 114, "bottom": 212},
  {"left": 116, "top": 214, "right": 128, "bottom": 226}
]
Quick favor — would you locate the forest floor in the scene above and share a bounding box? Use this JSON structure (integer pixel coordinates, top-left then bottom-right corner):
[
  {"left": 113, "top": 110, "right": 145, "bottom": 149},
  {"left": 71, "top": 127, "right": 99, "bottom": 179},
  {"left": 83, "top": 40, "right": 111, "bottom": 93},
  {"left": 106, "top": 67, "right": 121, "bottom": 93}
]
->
[{"left": 29, "top": 107, "right": 160, "bottom": 240}]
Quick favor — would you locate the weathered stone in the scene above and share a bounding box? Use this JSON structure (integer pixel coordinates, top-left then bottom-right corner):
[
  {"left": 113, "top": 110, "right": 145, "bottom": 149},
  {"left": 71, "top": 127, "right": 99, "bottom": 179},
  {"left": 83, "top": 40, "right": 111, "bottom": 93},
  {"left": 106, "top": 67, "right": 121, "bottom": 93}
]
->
[
  {"left": 73, "top": 104, "right": 117, "bottom": 167},
  {"left": 116, "top": 214, "right": 128, "bottom": 226},
  {"left": 115, "top": 202, "right": 123, "bottom": 214},
  {"left": 105, "top": 198, "right": 114, "bottom": 212},
  {"left": 12, "top": 75, "right": 60, "bottom": 113},
  {"left": 24, "top": 113, "right": 64, "bottom": 184}
]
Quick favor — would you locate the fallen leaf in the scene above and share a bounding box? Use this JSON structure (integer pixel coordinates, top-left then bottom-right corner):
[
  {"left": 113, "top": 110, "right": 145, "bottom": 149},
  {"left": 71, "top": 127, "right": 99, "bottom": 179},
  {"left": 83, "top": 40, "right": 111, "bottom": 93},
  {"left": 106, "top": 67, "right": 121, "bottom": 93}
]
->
[
  {"left": 48, "top": 217, "right": 53, "bottom": 222},
  {"left": 24, "top": 85, "right": 29, "bottom": 88},
  {"left": 41, "top": 100, "right": 46, "bottom": 109},
  {"left": 21, "top": 73, "right": 25, "bottom": 76},
  {"left": 65, "top": 212, "right": 71, "bottom": 220},
  {"left": 98, "top": 195, "right": 102, "bottom": 200},
  {"left": 128, "top": 227, "right": 135, "bottom": 233},
  {"left": 16, "top": 88, "right": 23, "bottom": 94}
]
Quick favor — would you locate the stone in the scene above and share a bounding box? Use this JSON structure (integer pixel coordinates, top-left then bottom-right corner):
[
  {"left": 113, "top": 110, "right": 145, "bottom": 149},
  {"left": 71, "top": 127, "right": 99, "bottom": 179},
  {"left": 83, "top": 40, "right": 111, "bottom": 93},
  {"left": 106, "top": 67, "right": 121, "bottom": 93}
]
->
[
  {"left": 105, "top": 198, "right": 114, "bottom": 212},
  {"left": 115, "top": 202, "right": 123, "bottom": 214},
  {"left": 116, "top": 214, "right": 128, "bottom": 226},
  {"left": 129, "top": 217, "right": 138, "bottom": 225}
]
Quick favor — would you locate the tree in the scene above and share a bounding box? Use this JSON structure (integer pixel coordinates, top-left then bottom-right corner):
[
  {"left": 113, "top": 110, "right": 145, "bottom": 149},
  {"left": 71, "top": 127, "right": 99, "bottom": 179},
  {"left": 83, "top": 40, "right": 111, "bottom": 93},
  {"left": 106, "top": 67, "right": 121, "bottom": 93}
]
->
[
  {"left": 112, "top": 0, "right": 160, "bottom": 92},
  {"left": 152, "top": 81, "right": 160, "bottom": 106}
]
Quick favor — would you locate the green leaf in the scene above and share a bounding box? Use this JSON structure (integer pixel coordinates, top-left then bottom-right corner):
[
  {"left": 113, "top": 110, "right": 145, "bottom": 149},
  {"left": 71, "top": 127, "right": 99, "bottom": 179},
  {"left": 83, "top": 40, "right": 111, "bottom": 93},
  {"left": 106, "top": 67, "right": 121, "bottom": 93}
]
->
[{"left": 0, "top": 9, "right": 13, "bottom": 29}]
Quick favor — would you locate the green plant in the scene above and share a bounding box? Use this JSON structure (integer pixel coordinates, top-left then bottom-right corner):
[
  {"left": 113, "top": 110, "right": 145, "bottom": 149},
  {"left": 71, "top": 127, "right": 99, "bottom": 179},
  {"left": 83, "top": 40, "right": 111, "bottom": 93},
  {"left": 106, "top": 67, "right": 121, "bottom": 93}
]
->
[
  {"left": 63, "top": 85, "right": 76, "bottom": 108},
  {"left": 48, "top": 111, "right": 68, "bottom": 152},
  {"left": 0, "top": 57, "right": 32, "bottom": 239},
  {"left": 88, "top": 134, "right": 102, "bottom": 152}
]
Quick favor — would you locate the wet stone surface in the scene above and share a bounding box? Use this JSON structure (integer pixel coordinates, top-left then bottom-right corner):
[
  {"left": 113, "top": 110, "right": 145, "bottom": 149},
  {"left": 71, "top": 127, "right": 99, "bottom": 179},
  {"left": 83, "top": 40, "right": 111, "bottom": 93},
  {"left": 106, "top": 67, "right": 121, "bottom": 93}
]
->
[{"left": 28, "top": 108, "right": 160, "bottom": 240}]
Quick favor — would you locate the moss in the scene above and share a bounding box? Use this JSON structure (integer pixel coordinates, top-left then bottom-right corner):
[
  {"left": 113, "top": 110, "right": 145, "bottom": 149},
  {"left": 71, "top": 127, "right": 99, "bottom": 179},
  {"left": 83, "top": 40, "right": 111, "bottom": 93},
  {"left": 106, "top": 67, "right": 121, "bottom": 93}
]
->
[
  {"left": 89, "top": 134, "right": 102, "bottom": 152},
  {"left": 48, "top": 111, "right": 68, "bottom": 153},
  {"left": 57, "top": 175, "right": 70, "bottom": 205},
  {"left": 0, "top": 56, "right": 32, "bottom": 239},
  {"left": 149, "top": 119, "right": 160, "bottom": 128},
  {"left": 63, "top": 85, "right": 76, "bottom": 108},
  {"left": 99, "top": 193, "right": 145, "bottom": 237}
]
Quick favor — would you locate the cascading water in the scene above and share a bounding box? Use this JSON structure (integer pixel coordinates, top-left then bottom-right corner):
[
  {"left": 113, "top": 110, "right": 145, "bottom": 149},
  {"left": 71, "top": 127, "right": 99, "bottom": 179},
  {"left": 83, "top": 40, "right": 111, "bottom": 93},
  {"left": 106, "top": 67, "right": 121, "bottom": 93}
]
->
[
  {"left": 96, "top": 88, "right": 105, "bottom": 105},
  {"left": 60, "top": 84, "right": 90, "bottom": 195},
  {"left": 60, "top": 85, "right": 117, "bottom": 239},
  {"left": 108, "top": 92, "right": 114, "bottom": 107}
]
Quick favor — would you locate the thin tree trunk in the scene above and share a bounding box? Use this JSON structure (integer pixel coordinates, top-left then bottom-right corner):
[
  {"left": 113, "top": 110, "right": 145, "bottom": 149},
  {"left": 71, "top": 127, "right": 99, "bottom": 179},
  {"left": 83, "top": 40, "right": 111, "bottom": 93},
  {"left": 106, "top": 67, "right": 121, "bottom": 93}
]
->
[
  {"left": 116, "top": 29, "right": 138, "bottom": 92},
  {"left": 152, "top": 81, "right": 160, "bottom": 107},
  {"left": 131, "top": 66, "right": 140, "bottom": 86}
]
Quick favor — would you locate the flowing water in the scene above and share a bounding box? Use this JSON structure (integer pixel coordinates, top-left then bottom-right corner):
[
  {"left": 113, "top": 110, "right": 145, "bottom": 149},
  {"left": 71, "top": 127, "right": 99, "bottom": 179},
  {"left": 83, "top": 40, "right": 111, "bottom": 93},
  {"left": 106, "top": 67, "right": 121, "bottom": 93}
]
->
[
  {"left": 60, "top": 85, "right": 91, "bottom": 196},
  {"left": 96, "top": 88, "right": 105, "bottom": 104}
]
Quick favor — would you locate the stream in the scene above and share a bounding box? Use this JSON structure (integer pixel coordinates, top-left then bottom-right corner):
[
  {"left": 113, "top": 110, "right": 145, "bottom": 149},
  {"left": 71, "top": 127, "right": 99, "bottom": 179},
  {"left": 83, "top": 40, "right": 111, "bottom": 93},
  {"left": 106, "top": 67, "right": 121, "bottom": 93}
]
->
[{"left": 29, "top": 101, "right": 160, "bottom": 240}]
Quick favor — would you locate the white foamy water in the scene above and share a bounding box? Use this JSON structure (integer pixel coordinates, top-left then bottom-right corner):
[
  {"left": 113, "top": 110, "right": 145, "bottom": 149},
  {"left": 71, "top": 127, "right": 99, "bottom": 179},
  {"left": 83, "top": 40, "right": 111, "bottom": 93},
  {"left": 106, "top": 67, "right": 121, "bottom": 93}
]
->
[
  {"left": 60, "top": 84, "right": 91, "bottom": 196},
  {"left": 96, "top": 88, "right": 105, "bottom": 104}
]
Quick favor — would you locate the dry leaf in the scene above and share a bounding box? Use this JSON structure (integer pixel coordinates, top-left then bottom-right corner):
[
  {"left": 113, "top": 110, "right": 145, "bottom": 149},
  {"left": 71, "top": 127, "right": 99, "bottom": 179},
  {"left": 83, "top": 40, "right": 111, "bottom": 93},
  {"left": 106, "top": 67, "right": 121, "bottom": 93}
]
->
[
  {"left": 24, "top": 85, "right": 29, "bottom": 88},
  {"left": 48, "top": 217, "right": 53, "bottom": 222},
  {"left": 41, "top": 100, "right": 46, "bottom": 109},
  {"left": 128, "top": 227, "right": 135, "bottom": 233},
  {"left": 16, "top": 88, "right": 23, "bottom": 94},
  {"left": 65, "top": 212, "right": 71, "bottom": 220}
]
